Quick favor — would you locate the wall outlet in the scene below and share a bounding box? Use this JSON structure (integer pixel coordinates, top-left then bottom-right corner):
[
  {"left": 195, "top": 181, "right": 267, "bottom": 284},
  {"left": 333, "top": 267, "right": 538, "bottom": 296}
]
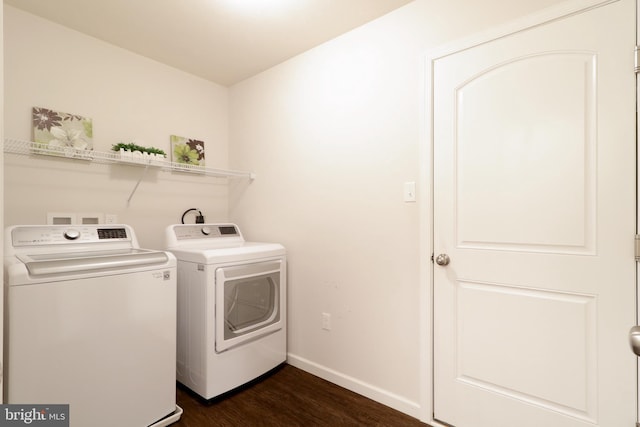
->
[
  {"left": 322, "top": 312, "right": 331, "bottom": 331},
  {"left": 105, "top": 214, "right": 118, "bottom": 224}
]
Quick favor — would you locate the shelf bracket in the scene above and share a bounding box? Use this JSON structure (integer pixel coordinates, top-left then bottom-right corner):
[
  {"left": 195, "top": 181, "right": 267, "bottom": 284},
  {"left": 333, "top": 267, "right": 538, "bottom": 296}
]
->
[{"left": 127, "top": 163, "right": 151, "bottom": 204}]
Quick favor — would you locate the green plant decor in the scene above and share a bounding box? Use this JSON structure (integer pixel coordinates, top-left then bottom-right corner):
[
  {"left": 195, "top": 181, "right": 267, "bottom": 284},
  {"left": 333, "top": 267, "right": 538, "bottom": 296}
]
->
[{"left": 112, "top": 143, "right": 166, "bottom": 157}]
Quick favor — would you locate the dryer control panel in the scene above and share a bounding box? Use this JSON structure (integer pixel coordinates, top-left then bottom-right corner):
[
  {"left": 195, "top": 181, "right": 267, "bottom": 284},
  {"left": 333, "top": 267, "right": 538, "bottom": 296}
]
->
[{"left": 172, "top": 224, "right": 241, "bottom": 241}]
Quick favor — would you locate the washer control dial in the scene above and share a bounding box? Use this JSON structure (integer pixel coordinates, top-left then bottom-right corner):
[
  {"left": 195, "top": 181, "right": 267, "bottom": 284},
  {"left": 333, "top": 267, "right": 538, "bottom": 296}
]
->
[
  {"left": 64, "top": 229, "right": 81, "bottom": 240},
  {"left": 201, "top": 226, "right": 212, "bottom": 236}
]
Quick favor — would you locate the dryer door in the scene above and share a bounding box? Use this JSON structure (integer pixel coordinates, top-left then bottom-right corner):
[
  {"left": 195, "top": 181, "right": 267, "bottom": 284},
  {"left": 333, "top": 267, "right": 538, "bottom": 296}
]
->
[{"left": 215, "top": 259, "right": 284, "bottom": 352}]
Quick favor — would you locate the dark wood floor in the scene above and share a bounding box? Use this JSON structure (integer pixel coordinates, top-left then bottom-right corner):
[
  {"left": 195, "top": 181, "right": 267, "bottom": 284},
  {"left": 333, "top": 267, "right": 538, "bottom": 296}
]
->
[{"left": 174, "top": 364, "right": 430, "bottom": 426}]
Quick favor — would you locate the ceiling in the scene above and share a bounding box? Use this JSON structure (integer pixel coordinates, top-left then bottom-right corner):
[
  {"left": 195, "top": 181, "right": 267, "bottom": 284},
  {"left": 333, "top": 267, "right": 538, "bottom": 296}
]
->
[{"left": 4, "top": 0, "right": 415, "bottom": 86}]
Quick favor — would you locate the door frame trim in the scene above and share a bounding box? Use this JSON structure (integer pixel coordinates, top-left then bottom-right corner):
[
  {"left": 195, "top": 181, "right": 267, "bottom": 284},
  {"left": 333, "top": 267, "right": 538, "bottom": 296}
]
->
[
  {"left": 420, "top": 0, "right": 625, "bottom": 424},
  {"left": 636, "top": 0, "right": 640, "bottom": 424}
]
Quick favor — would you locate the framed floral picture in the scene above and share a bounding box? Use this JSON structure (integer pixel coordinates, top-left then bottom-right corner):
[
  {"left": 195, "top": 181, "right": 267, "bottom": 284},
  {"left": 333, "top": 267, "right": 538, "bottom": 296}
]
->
[
  {"left": 170, "top": 135, "right": 205, "bottom": 167},
  {"left": 32, "top": 107, "right": 93, "bottom": 152}
]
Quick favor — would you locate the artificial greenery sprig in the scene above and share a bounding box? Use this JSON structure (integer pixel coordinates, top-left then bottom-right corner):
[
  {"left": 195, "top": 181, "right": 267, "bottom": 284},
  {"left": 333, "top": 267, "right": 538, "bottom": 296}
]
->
[{"left": 112, "top": 142, "right": 166, "bottom": 157}]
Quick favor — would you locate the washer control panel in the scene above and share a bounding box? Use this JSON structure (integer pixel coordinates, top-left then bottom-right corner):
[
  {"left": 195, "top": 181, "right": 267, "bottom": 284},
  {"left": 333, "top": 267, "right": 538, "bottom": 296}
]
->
[{"left": 11, "top": 225, "right": 131, "bottom": 246}]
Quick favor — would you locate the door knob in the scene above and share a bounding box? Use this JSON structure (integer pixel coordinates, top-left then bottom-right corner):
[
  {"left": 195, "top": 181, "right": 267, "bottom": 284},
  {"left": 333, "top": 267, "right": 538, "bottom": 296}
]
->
[
  {"left": 629, "top": 326, "right": 640, "bottom": 356},
  {"left": 435, "top": 254, "right": 450, "bottom": 266}
]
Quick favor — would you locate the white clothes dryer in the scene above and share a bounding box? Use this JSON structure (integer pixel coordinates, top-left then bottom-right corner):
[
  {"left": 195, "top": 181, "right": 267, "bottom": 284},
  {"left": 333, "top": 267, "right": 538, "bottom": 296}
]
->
[{"left": 164, "top": 223, "right": 286, "bottom": 399}]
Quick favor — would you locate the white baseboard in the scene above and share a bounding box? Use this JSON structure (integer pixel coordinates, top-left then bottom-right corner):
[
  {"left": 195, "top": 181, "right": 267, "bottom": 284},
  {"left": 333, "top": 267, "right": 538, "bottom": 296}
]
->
[{"left": 286, "top": 353, "right": 422, "bottom": 420}]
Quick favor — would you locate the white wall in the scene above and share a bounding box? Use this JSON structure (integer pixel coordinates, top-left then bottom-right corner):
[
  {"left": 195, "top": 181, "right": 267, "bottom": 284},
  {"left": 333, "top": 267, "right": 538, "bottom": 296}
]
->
[
  {"left": 228, "top": 0, "right": 565, "bottom": 419},
  {"left": 3, "top": 6, "right": 231, "bottom": 249}
]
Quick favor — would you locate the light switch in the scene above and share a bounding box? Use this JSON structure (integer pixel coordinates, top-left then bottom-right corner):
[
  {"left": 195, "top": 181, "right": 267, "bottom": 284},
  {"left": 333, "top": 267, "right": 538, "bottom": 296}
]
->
[{"left": 403, "top": 182, "right": 416, "bottom": 202}]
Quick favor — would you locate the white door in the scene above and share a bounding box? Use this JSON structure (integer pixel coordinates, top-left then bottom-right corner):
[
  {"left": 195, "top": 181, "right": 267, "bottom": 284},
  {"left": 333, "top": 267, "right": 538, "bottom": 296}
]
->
[{"left": 432, "top": 1, "right": 637, "bottom": 426}]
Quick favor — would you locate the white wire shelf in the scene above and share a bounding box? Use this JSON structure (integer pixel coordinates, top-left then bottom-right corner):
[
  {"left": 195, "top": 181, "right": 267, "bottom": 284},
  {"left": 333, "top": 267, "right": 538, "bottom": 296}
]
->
[{"left": 3, "top": 138, "right": 255, "bottom": 180}]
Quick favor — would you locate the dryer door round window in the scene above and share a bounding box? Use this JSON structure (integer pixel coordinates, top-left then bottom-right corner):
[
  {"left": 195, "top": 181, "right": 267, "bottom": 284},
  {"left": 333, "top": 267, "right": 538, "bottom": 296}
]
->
[{"left": 214, "top": 260, "right": 284, "bottom": 353}]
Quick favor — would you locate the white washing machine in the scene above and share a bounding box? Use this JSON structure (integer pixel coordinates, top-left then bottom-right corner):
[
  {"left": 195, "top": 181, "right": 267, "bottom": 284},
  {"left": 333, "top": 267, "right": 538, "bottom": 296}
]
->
[
  {"left": 164, "top": 223, "right": 286, "bottom": 399},
  {"left": 4, "top": 224, "right": 182, "bottom": 427}
]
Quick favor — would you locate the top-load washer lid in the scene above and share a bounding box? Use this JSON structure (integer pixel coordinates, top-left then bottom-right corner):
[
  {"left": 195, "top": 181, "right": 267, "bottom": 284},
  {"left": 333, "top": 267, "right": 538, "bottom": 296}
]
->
[
  {"left": 5, "top": 224, "right": 173, "bottom": 278},
  {"left": 16, "top": 248, "right": 169, "bottom": 276}
]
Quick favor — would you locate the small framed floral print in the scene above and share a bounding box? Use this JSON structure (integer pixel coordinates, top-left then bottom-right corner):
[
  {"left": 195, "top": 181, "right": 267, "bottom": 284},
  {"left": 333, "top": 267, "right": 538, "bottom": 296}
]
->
[
  {"left": 32, "top": 107, "right": 93, "bottom": 154},
  {"left": 170, "top": 135, "right": 205, "bottom": 168}
]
